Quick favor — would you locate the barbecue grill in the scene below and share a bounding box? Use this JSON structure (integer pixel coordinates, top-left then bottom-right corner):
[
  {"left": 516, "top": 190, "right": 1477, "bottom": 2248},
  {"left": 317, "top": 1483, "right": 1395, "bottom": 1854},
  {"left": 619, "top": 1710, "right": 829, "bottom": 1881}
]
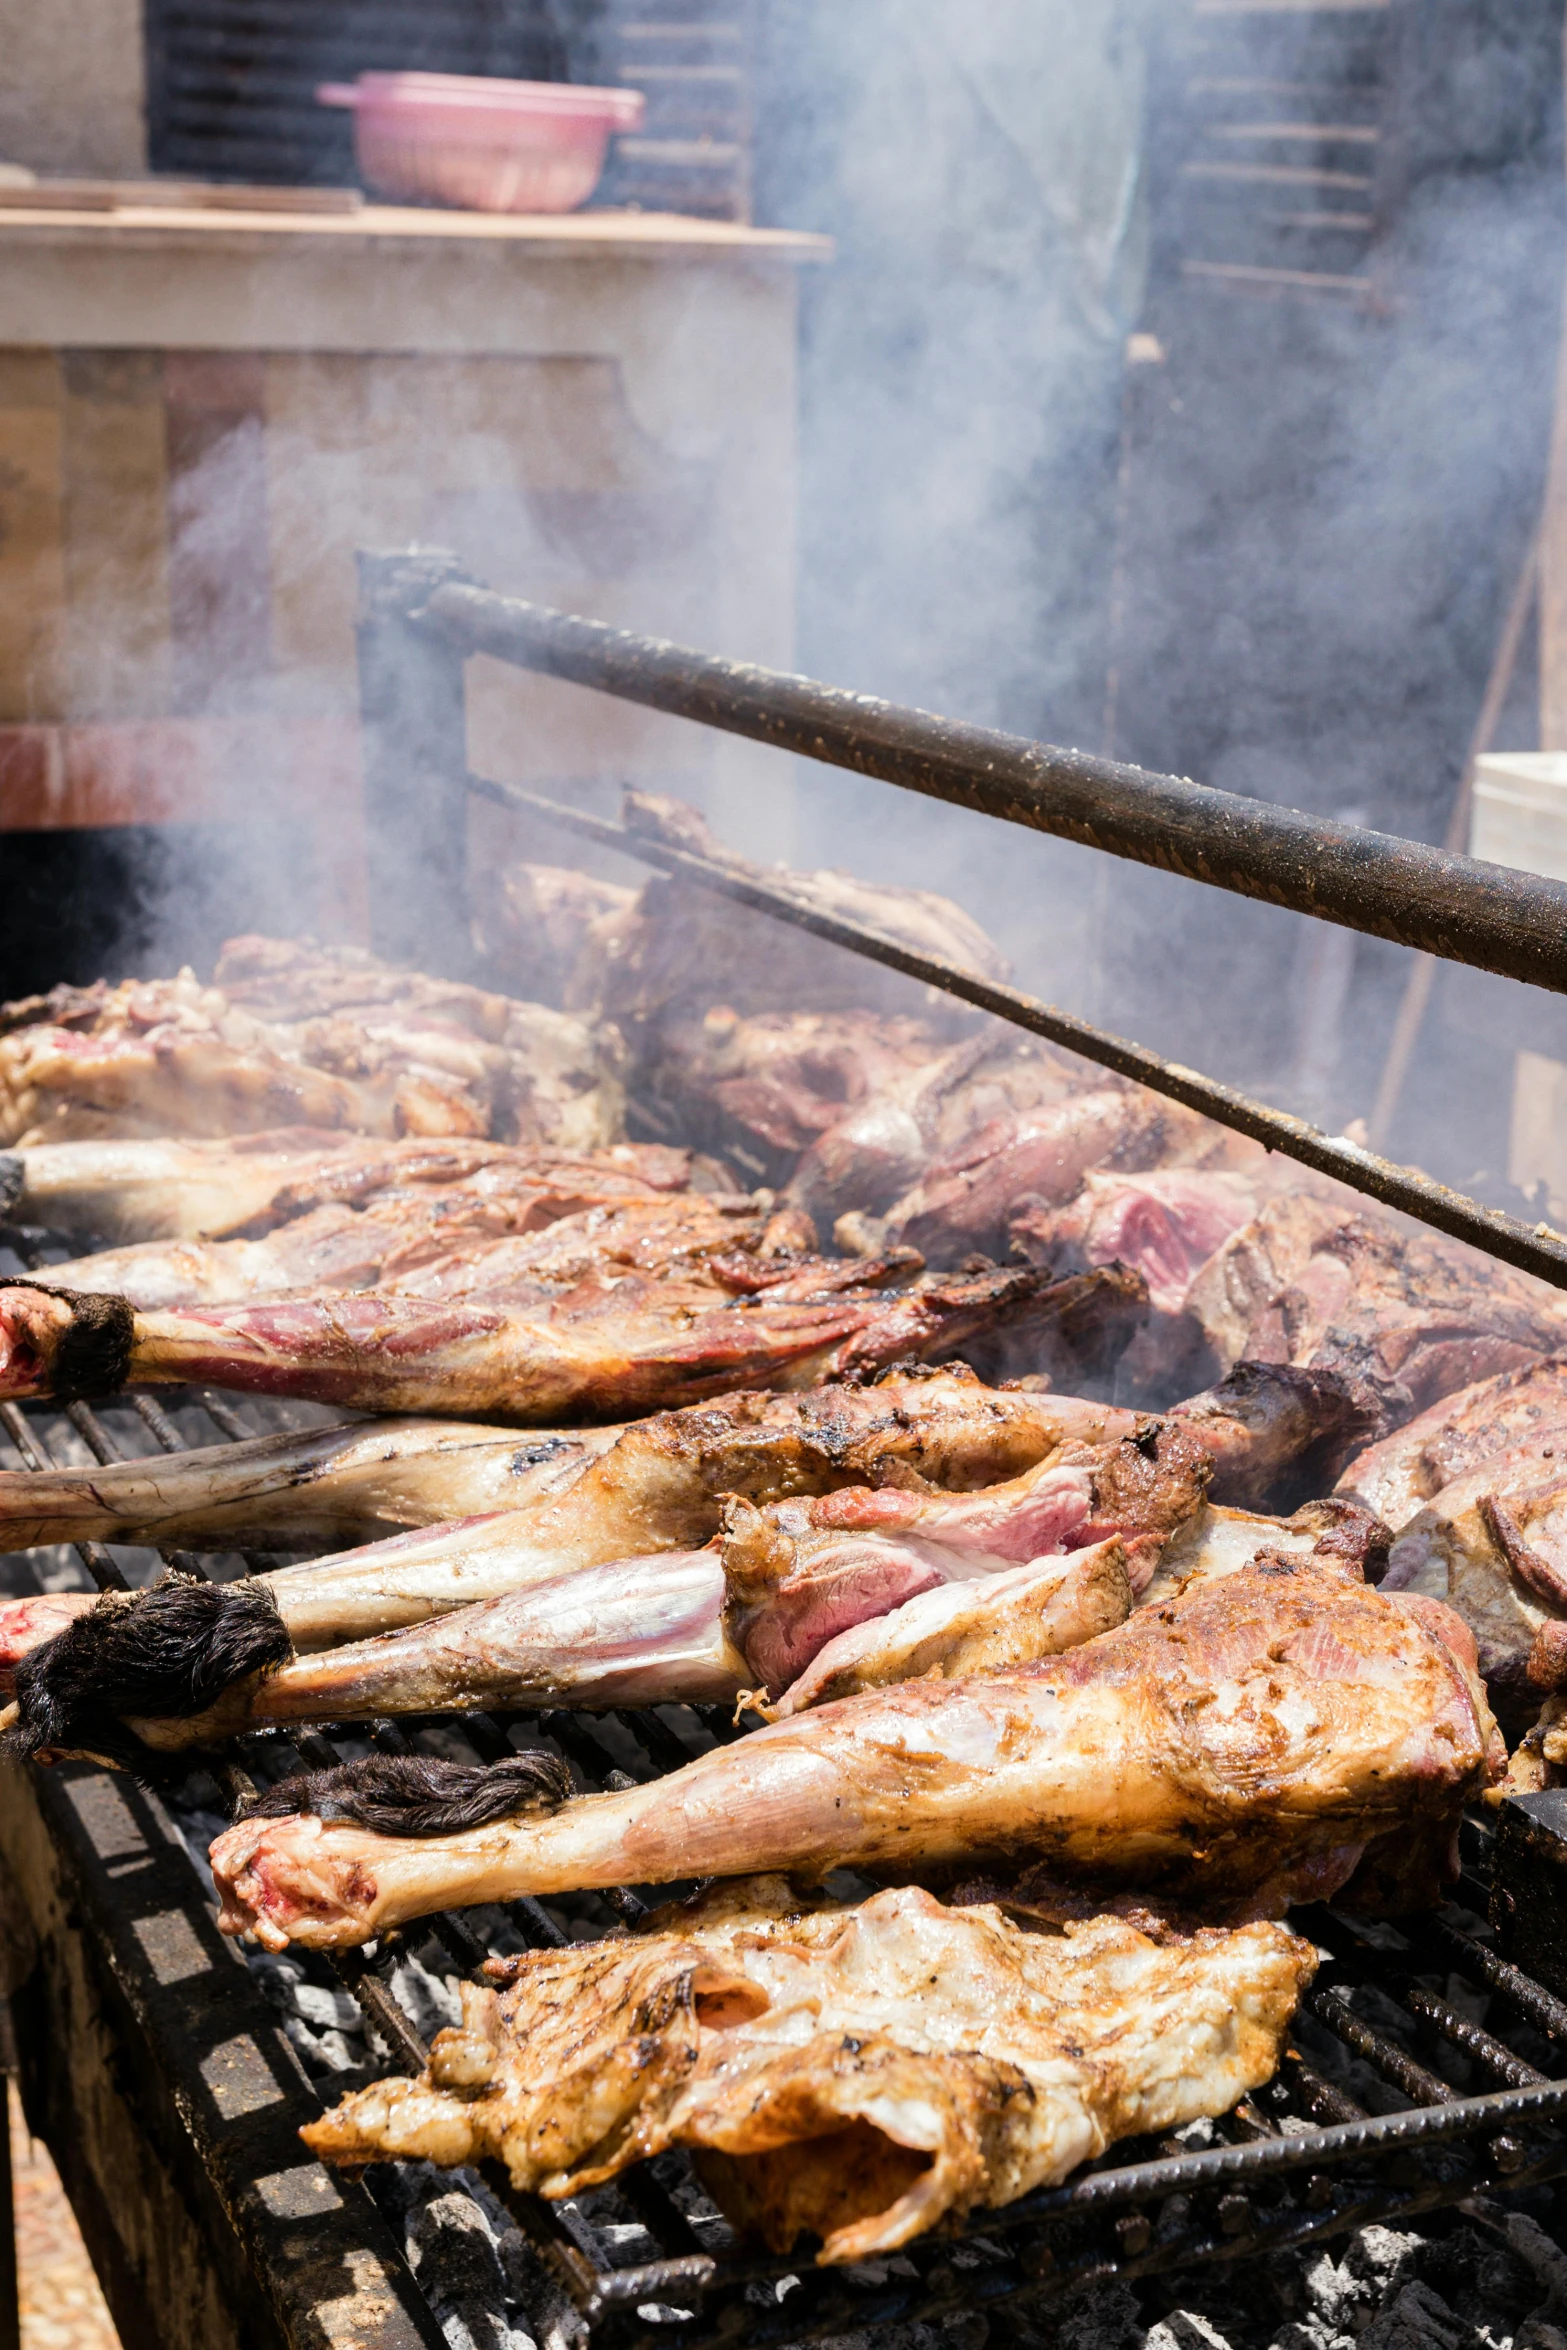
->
[{"left": 6, "top": 547, "right": 1567, "bottom": 2350}]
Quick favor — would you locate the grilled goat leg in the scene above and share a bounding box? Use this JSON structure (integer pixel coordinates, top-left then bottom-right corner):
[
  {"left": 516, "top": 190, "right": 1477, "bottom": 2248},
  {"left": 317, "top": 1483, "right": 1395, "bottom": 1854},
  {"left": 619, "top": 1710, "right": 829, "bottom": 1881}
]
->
[
  {"left": 0, "top": 1262, "right": 1110, "bottom": 1421},
  {"left": 209, "top": 1560, "right": 1500, "bottom": 1949},
  {"left": 0, "top": 1418, "right": 615, "bottom": 1559}
]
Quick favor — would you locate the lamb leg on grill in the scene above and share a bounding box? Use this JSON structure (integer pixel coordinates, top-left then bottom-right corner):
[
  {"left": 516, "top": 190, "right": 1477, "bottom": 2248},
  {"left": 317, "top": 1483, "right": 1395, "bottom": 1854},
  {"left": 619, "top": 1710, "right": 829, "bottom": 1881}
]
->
[
  {"left": 0, "top": 1133, "right": 702, "bottom": 1245},
  {"left": 0, "top": 1415, "right": 615, "bottom": 1565},
  {"left": 0, "top": 1261, "right": 1143, "bottom": 1421},
  {"left": 209, "top": 1559, "right": 1500, "bottom": 1949}
]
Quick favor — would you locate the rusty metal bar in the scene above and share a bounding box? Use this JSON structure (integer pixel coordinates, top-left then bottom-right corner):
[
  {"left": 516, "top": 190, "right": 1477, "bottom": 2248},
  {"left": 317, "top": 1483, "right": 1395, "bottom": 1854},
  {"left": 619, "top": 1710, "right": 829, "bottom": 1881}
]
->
[
  {"left": 412, "top": 571, "right": 1567, "bottom": 994},
  {"left": 467, "top": 774, "right": 1567, "bottom": 1294}
]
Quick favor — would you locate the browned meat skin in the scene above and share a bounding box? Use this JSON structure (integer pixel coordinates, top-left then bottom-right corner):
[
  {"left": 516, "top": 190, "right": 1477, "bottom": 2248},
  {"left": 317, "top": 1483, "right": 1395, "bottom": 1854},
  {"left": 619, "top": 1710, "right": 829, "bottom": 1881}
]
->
[
  {"left": 40, "top": 1188, "right": 796, "bottom": 1313},
  {"left": 208, "top": 1559, "right": 1500, "bottom": 1949},
  {"left": 721, "top": 1423, "right": 1211, "bottom": 1693},
  {"left": 1185, "top": 1195, "right": 1567, "bottom": 1424},
  {"left": 880, "top": 1092, "right": 1252, "bottom": 1270},
  {"left": 1336, "top": 1359, "right": 1567, "bottom": 1528},
  {"left": 0, "top": 939, "right": 623, "bottom": 1150},
  {"left": 299, "top": 1882, "right": 1313, "bottom": 2264},
  {"left": 1382, "top": 1457, "right": 1567, "bottom": 1730},
  {"left": 1169, "top": 1362, "right": 1380, "bottom": 1510},
  {"left": 0, "top": 1260, "right": 1124, "bottom": 1422},
  {"left": 4, "top": 1133, "right": 698, "bottom": 1245}
]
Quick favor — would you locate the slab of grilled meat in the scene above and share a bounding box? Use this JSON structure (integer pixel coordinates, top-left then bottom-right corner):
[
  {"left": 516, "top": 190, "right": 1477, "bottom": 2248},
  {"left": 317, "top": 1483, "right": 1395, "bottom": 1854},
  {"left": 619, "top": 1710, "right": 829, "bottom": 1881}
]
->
[
  {"left": 34, "top": 1166, "right": 752, "bottom": 1312},
  {"left": 1336, "top": 1358, "right": 1567, "bottom": 1528},
  {"left": 875, "top": 1092, "right": 1256, "bottom": 1271},
  {"left": 1381, "top": 1458, "right": 1567, "bottom": 1730},
  {"left": 0, "top": 1132, "right": 701, "bottom": 1245},
  {"left": 0, "top": 1242, "right": 1148, "bottom": 1422},
  {"left": 300, "top": 1878, "right": 1312, "bottom": 2264},
  {"left": 1185, "top": 1193, "right": 1567, "bottom": 1423},
  {"left": 583, "top": 788, "right": 1011, "bottom": 1028},
  {"left": 0, "top": 938, "right": 623, "bottom": 1149},
  {"left": 208, "top": 1558, "right": 1499, "bottom": 1949}
]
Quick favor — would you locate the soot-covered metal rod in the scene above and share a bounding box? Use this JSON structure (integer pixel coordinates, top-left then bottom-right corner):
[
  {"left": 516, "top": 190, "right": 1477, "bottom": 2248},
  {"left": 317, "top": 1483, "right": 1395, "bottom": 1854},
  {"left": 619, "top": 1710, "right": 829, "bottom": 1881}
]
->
[
  {"left": 417, "top": 572, "right": 1567, "bottom": 996},
  {"left": 470, "top": 774, "right": 1567, "bottom": 1295}
]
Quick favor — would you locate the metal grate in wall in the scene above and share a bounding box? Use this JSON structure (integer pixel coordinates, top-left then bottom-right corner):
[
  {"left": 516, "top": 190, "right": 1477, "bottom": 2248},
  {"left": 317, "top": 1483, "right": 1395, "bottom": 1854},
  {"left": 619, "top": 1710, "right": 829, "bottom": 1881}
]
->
[{"left": 143, "top": 0, "right": 602, "bottom": 188}]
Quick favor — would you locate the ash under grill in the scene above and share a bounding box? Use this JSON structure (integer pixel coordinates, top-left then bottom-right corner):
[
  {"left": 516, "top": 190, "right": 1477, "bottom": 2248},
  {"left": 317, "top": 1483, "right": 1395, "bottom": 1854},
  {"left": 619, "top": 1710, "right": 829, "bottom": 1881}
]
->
[{"left": 4, "top": 1201, "right": 1567, "bottom": 2350}]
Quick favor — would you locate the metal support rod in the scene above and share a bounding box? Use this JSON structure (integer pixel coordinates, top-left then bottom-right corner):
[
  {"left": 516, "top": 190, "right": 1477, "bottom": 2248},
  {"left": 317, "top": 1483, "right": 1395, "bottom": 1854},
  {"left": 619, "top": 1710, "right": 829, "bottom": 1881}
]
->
[
  {"left": 468, "top": 773, "right": 1567, "bottom": 1292},
  {"left": 356, "top": 548, "right": 477, "bottom": 978},
  {"left": 412, "top": 570, "right": 1567, "bottom": 994}
]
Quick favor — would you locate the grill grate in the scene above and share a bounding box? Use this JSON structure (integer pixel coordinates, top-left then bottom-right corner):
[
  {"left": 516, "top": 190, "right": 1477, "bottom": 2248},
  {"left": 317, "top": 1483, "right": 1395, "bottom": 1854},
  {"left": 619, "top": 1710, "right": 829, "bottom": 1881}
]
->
[{"left": 4, "top": 1231, "right": 1567, "bottom": 2347}]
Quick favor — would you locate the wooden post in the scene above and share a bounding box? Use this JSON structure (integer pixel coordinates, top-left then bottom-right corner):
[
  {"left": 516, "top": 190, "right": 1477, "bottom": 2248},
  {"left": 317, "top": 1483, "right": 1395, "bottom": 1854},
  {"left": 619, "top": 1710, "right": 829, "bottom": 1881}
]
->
[{"left": 355, "top": 546, "right": 475, "bottom": 977}]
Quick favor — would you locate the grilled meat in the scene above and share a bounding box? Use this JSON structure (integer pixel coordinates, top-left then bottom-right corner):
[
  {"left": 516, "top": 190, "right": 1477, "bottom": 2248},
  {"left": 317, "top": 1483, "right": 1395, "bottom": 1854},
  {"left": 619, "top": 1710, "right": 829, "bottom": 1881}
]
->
[
  {"left": 721, "top": 1422, "right": 1210, "bottom": 1696},
  {"left": 761, "top": 1539, "right": 1136, "bottom": 1717},
  {"left": 1336, "top": 1359, "right": 1567, "bottom": 1528},
  {"left": 0, "top": 1133, "right": 700, "bottom": 1246},
  {"left": 1382, "top": 1459, "right": 1567, "bottom": 1727},
  {"left": 39, "top": 1188, "right": 803, "bottom": 1313},
  {"left": 0, "top": 1252, "right": 1144, "bottom": 1423},
  {"left": 1168, "top": 1361, "right": 1379, "bottom": 1509},
  {"left": 0, "top": 939, "right": 623, "bottom": 1149},
  {"left": 299, "top": 1880, "right": 1313, "bottom": 2264},
  {"left": 208, "top": 1558, "right": 1499, "bottom": 1949},
  {"left": 1184, "top": 1194, "right": 1567, "bottom": 1422},
  {"left": 1137, "top": 1495, "right": 1391, "bottom": 1611},
  {"left": 0, "top": 1416, "right": 617, "bottom": 1564},
  {"left": 504, "top": 789, "right": 1010, "bottom": 1032},
  {"left": 638, "top": 1008, "right": 993, "bottom": 1193},
  {"left": 878, "top": 1092, "right": 1252, "bottom": 1270},
  {"left": 28, "top": 1418, "right": 1210, "bottom": 1751}
]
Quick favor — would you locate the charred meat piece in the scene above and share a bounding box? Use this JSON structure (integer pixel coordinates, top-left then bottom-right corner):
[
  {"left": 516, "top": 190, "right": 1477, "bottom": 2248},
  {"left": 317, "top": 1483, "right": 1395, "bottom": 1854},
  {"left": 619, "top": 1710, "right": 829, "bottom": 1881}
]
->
[
  {"left": 208, "top": 1558, "right": 1500, "bottom": 1949},
  {"left": 879, "top": 1091, "right": 1252, "bottom": 1270},
  {"left": 31, "top": 1150, "right": 732, "bottom": 1310},
  {"left": 0, "top": 1258, "right": 1126, "bottom": 1425},
  {"left": 1185, "top": 1195, "right": 1567, "bottom": 1423},
  {"left": 300, "top": 1880, "right": 1313, "bottom": 2264},
  {"left": 1169, "top": 1361, "right": 1380, "bottom": 1510},
  {"left": 0, "top": 1133, "right": 697, "bottom": 1246},
  {"left": 0, "top": 939, "right": 623, "bottom": 1149},
  {"left": 1336, "top": 1358, "right": 1567, "bottom": 1529}
]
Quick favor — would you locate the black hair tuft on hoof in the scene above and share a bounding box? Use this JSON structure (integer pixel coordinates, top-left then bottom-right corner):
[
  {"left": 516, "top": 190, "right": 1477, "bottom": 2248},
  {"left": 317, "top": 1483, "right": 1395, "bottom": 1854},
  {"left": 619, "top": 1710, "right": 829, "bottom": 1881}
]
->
[
  {"left": 2, "top": 1280, "right": 135, "bottom": 1401},
  {"left": 7, "top": 1577, "right": 292, "bottom": 1761},
  {"left": 243, "top": 1750, "right": 574, "bottom": 1837}
]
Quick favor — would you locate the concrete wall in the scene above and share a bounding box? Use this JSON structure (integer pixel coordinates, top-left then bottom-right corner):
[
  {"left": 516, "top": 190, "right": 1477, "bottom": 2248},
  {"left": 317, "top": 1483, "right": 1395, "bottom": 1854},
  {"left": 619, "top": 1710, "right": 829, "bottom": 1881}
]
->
[{"left": 0, "top": 0, "right": 146, "bottom": 176}]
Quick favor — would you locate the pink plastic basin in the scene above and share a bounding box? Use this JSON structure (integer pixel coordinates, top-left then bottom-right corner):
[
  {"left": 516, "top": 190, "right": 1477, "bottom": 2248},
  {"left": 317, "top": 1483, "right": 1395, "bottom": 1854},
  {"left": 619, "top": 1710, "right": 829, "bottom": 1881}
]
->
[{"left": 317, "top": 72, "right": 646, "bottom": 214}]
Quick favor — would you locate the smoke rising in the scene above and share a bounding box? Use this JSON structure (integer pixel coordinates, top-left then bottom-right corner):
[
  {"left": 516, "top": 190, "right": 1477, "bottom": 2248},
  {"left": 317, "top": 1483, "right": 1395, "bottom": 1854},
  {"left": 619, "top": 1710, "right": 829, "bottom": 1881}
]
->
[{"left": 15, "top": 0, "right": 1566, "bottom": 1209}]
